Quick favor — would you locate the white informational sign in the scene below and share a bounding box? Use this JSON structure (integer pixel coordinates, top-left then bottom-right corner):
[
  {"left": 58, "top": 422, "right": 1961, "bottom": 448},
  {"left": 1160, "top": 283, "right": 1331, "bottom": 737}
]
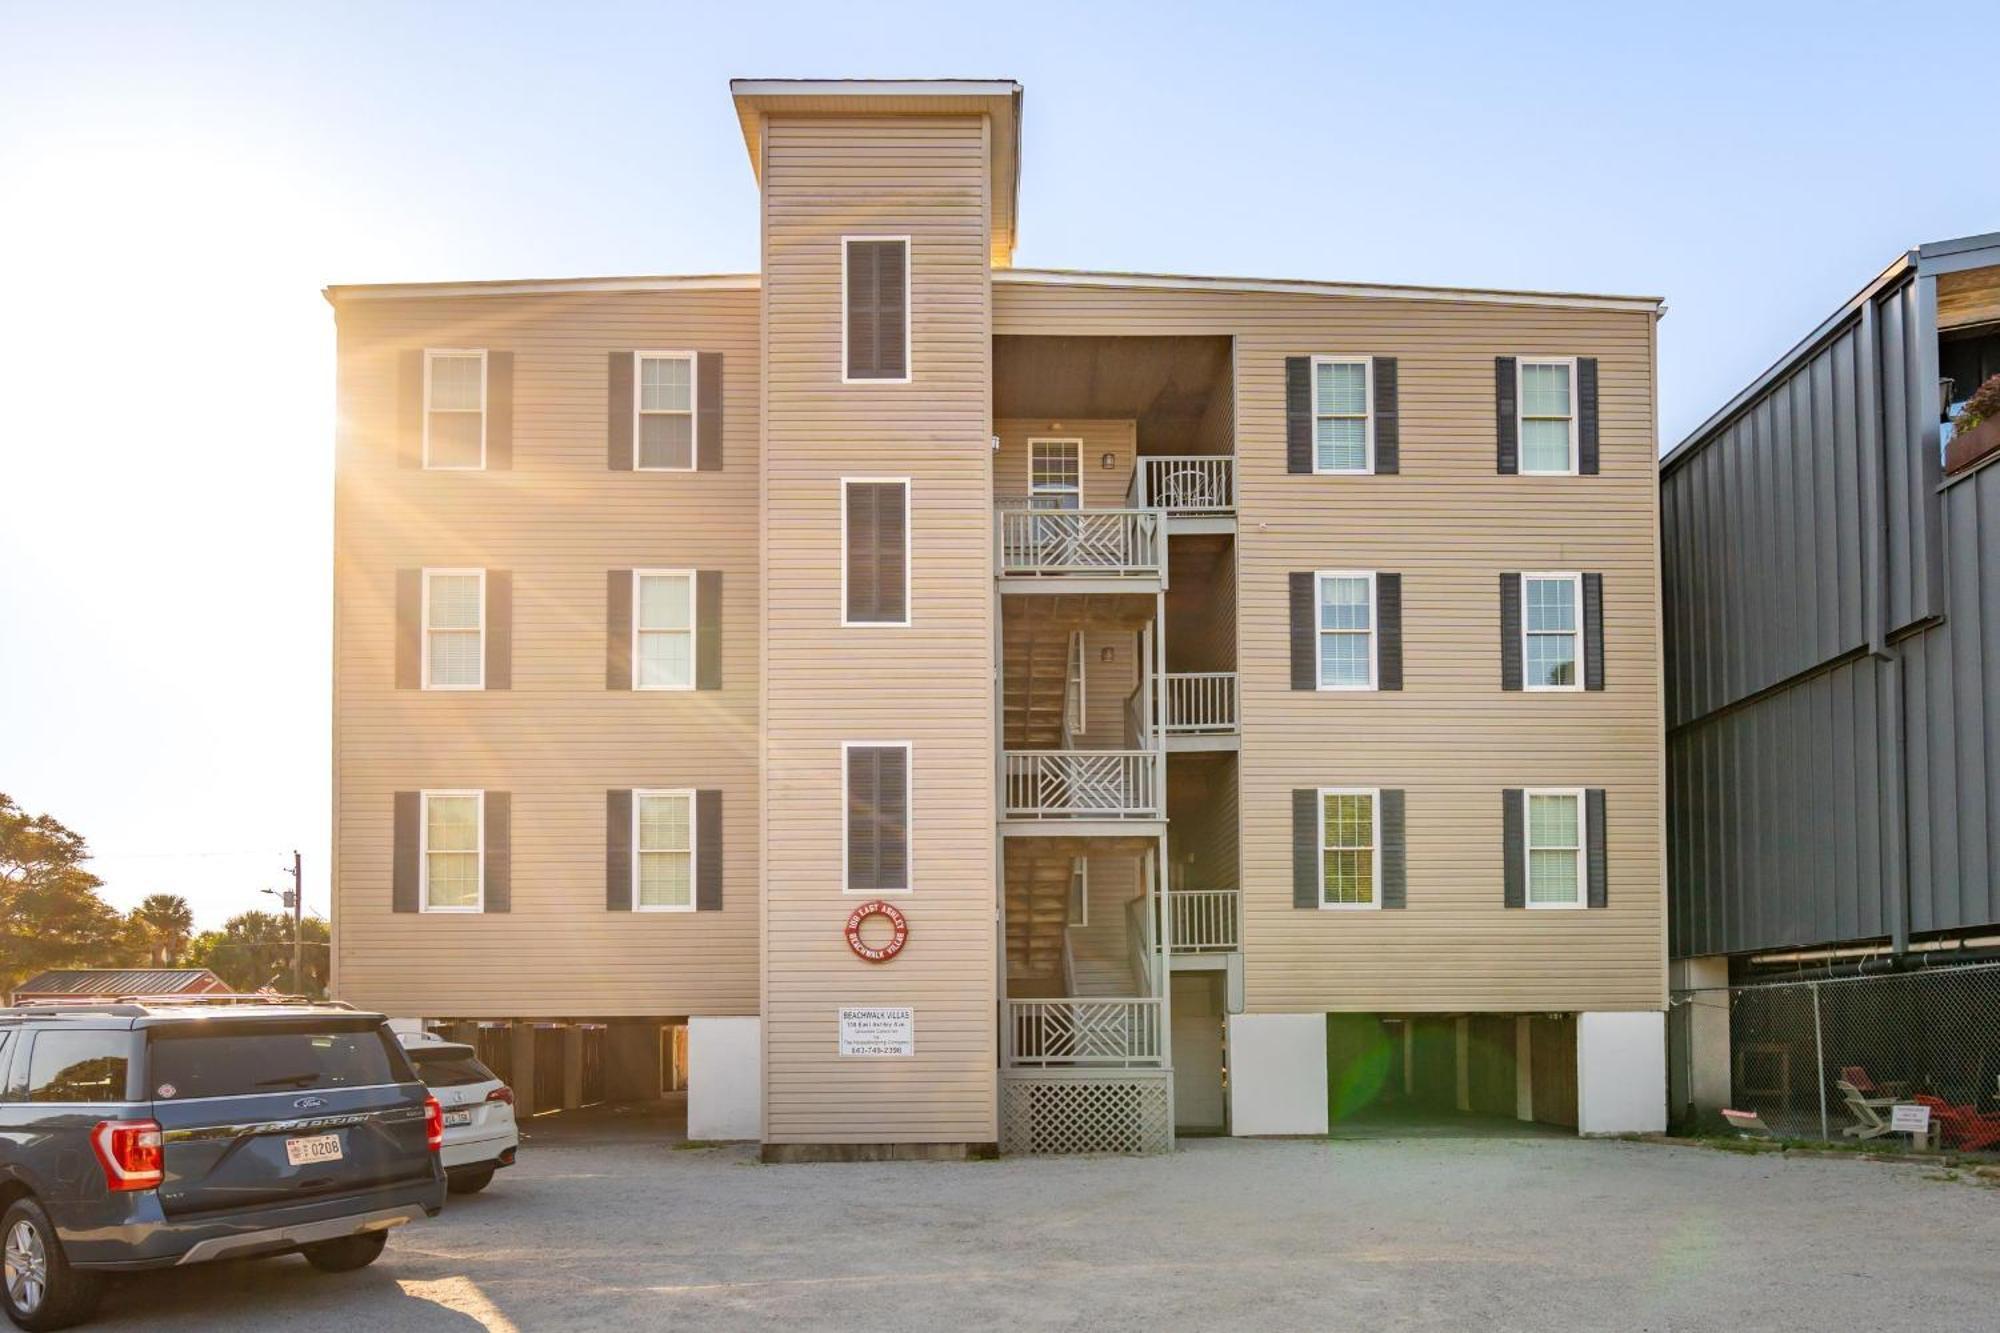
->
[
  {"left": 1890, "top": 1102, "right": 1931, "bottom": 1135},
  {"left": 839, "top": 1006, "right": 914, "bottom": 1057}
]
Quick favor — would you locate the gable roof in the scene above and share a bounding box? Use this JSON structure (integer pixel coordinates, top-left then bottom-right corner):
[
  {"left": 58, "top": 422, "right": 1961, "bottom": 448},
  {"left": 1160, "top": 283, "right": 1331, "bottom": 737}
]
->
[{"left": 12, "top": 968, "right": 228, "bottom": 997}]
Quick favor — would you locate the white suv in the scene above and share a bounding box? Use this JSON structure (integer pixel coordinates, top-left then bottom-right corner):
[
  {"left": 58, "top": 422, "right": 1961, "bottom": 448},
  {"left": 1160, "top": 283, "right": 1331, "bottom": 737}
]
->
[{"left": 398, "top": 1033, "right": 518, "bottom": 1194}]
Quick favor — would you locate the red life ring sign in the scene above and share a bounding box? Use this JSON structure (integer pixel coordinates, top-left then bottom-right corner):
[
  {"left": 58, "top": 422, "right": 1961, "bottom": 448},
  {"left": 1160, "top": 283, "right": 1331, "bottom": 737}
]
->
[{"left": 845, "top": 900, "right": 908, "bottom": 963}]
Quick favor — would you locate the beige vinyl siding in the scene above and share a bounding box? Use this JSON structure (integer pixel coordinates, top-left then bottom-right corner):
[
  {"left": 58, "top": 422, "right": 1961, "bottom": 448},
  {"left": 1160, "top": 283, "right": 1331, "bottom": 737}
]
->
[
  {"left": 993, "top": 418, "right": 1136, "bottom": 507},
  {"left": 330, "top": 289, "right": 761, "bottom": 1017},
  {"left": 997, "top": 279, "right": 1665, "bottom": 1012},
  {"left": 760, "top": 114, "right": 997, "bottom": 1144}
]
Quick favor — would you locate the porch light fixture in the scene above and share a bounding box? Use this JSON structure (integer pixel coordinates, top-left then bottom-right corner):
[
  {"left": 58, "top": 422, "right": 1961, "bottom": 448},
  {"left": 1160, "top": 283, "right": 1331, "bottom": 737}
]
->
[
  {"left": 1100, "top": 452, "right": 1116, "bottom": 469},
  {"left": 1099, "top": 647, "right": 1114, "bottom": 663}
]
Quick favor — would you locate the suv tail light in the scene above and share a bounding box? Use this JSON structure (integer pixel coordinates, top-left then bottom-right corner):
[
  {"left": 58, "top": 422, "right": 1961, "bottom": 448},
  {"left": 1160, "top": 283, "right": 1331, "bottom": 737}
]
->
[
  {"left": 423, "top": 1095, "right": 444, "bottom": 1152},
  {"left": 485, "top": 1086, "right": 515, "bottom": 1107},
  {"left": 91, "top": 1119, "right": 164, "bottom": 1191}
]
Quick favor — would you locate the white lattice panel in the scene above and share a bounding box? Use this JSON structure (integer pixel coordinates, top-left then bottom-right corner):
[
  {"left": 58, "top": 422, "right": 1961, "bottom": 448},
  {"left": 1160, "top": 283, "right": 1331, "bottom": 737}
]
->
[{"left": 1001, "top": 1072, "right": 1172, "bottom": 1155}]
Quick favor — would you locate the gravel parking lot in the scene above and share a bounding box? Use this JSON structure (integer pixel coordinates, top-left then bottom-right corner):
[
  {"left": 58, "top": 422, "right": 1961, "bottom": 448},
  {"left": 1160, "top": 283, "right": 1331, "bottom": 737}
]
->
[{"left": 84, "top": 1109, "right": 1997, "bottom": 1332}]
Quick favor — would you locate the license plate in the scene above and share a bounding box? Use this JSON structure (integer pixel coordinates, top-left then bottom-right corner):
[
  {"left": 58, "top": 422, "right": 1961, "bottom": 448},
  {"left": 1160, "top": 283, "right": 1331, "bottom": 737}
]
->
[
  {"left": 443, "top": 1109, "right": 472, "bottom": 1127},
  {"left": 284, "top": 1133, "right": 343, "bottom": 1166}
]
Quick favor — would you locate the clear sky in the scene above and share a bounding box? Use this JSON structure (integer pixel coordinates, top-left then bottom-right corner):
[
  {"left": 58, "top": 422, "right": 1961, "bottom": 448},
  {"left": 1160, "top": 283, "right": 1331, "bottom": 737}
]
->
[{"left": 2, "top": 1, "right": 1994, "bottom": 930}]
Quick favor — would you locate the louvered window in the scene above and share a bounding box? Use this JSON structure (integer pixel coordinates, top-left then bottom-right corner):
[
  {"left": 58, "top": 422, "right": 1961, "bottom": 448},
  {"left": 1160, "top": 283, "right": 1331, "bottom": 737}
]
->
[{"left": 844, "top": 238, "right": 909, "bottom": 381}]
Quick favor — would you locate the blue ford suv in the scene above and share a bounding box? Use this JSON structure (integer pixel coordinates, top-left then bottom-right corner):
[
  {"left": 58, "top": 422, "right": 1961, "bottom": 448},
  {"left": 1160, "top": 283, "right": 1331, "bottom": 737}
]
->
[{"left": 0, "top": 997, "right": 445, "bottom": 1330}]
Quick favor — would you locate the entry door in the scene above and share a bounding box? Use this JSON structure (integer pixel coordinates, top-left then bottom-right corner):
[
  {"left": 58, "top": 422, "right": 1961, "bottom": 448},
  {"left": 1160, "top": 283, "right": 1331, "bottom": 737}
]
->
[{"left": 1171, "top": 972, "right": 1226, "bottom": 1132}]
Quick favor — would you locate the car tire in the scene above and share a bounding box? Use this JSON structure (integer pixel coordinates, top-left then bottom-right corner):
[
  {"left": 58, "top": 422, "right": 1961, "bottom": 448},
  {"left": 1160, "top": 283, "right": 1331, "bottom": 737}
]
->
[
  {"left": 446, "top": 1169, "right": 494, "bottom": 1196},
  {"left": 299, "top": 1231, "right": 388, "bottom": 1273},
  {"left": 2, "top": 1198, "right": 104, "bottom": 1332}
]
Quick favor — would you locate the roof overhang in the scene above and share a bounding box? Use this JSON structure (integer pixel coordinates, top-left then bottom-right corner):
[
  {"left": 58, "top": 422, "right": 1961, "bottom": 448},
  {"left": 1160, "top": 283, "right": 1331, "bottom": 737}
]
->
[{"left": 729, "top": 78, "right": 1023, "bottom": 265}]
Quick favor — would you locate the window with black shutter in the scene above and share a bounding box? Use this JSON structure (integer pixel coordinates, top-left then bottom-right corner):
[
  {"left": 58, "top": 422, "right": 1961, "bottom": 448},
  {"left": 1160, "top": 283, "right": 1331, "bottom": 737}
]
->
[
  {"left": 843, "top": 480, "right": 910, "bottom": 625},
  {"left": 845, "top": 743, "right": 910, "bottom": 892},
  {"left": 844, "top": 238, "right": 909, "bottom": 381}
]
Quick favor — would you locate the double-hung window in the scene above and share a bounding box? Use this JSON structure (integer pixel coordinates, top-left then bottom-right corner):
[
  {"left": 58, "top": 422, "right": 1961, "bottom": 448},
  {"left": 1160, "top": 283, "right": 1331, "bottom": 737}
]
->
[
  {"left": 1525, "top": 789, "right": 1585, "bottom": 908},
  {"left": 422, "top": 791, "right": 483, "bottom": 912},
  {"left": 1316, "top": 571, "right": 1377, "bottom": 690},
  {"left": 633, "top": 571, "right": 694, "bottom": 690},
  {"left": 423, "top": 569, "right": 484, "bottom": 690},
  {"left": 1517, "top": 360, "right": 1577, "bottom": 474},
  {"left": 634, "top": 790, "right": 695, "bottom": 911},
  {"left": 1319, "top": 789, "right": 1379, "bottom": 909},
  {"left": 1523, "top": 573, "right": 1583, "bottom": 690},
  {"left": 636, "top": 352, "right": 696, "bottom": 470},
  {"left": 1313, "top": 357, "right": 1372, "bottom": 473},
  {"left": 1028, "top": 439, "right": 1082, "bottom": 510},
  {"left": 424, "top": 350, "right": 487, "bottom": 469}
]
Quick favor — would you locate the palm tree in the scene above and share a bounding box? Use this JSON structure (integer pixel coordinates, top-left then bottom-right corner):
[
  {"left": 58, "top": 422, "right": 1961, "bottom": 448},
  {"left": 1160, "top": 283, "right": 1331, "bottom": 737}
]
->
[{"left": 129, "top": 893, "right": 195, "bottom": 966}]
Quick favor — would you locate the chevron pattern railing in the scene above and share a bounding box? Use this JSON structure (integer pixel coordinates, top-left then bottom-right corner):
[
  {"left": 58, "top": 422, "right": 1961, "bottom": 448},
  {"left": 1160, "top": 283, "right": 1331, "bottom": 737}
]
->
[
  {"left": 1004, "top": 998, "right": 1163, "bottom": 1068},
  {"left": 996, "top": 507, "right": 1163, "bottom": 576},
  {"left": 1003, "top": 750, "right": 1160, "bottom": 819}
]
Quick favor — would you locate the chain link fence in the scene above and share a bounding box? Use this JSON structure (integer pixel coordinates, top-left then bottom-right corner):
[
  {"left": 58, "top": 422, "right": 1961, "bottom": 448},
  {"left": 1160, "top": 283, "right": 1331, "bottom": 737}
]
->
[{"left": 1672, "top": 961, "right": 2000, "bottom": 1145}]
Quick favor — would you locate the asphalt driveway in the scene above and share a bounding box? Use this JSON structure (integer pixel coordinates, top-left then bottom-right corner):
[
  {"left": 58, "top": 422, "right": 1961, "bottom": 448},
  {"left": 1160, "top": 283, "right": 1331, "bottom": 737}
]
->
[{"left": 85, "top": 1109, "right": 1998, "bottom": 1331}]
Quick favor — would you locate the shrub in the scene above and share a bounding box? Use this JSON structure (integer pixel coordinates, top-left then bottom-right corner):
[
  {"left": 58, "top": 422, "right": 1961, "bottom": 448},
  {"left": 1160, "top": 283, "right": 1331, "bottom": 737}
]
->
[{"left": 1953, "top": 373, "right": 2000, "bottom": 434}]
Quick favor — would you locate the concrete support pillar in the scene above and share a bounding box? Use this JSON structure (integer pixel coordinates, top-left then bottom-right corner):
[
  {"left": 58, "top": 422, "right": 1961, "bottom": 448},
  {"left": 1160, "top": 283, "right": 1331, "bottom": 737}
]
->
[
  {"left": 1577, "top": 1011, "right": 1666, "bottom": 1135},
  {"left": 1514, "top": 1016, "right": 1534, "bottom": 1121},
  {"left": 1669, "top": 955, "right": 1732, "bottom": 1126},
  {"left": 562, "top": 1026, "right": 585, "bottom": 1110},
  {"left": 1227, "top": 1014, "right": 1327, "bottom": 1136},
  {"left": 509, "top": 1022, "right": 537, "bottom": 1119},
  {"left": 1454, "top": 1016, "right": 1472, "bottom": 1112},
  {"left": 690, "top": 1016, "right": 762, "bottom": 1141}
]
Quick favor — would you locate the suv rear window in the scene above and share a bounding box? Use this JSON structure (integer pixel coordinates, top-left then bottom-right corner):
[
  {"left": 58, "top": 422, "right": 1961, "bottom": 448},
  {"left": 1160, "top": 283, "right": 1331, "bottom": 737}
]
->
[
  {"left": 408, "top": 1049, "right": 498, "bottom": 1088},
  {"left": 147, "top": 1020, "right": 412, "bottom": 1100},
  {"left": 26, "top": 1029, "right": 137, "bottom": 1103}
]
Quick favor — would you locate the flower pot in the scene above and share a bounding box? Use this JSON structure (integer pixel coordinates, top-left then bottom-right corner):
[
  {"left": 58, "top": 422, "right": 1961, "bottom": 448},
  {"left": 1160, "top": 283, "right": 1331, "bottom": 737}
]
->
[{"left": 1945, "top": 413, "right": 2000, "bottom": 476}]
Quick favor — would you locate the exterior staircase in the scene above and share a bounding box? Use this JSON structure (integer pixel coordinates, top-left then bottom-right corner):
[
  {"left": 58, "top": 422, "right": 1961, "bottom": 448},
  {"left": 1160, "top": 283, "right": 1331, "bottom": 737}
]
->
[
  {"left": 1004, "top": 853, "right": 1074, "bottom": 987},
  {"left": 1003, "top": 626, "right": 1072, "bottom": 749}
]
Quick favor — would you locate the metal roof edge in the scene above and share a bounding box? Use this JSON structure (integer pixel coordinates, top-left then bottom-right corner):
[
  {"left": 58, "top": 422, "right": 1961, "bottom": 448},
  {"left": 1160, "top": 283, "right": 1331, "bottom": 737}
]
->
[
  {"left": 323, "top": 273, "right": 762, "bottom": 304},
  {"left": 995, "top": 267, "right": 1663, "bottom": 314}
]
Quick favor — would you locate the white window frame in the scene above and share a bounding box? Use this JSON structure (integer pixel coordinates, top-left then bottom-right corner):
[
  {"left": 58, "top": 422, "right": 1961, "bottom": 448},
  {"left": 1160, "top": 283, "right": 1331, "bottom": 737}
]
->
[
  {"left": 1317, "top": 787, "right": 1382, "bottom": 912},
  {"left": 631, "top": 569, "right": 696, "bottom": 692},
  {"left": 1310, "top": 355, "right": 1374, "bottom": 475},
  {"left": 631, "top": 788, "right": 697, "bottom": 914},
  {"left": 1523, "top": 787, "right": 1588, "bottom": 910},
  {"left": 422, "top": 349, "right": 488, "bottom": 471},
  {"left": 1068, "top": 857, "right": 1089, "bottom": 927},
  {"left": 633, "top": 351, "right": 698, "bottom": 472},
  {"left": 838, "top": 477, "right": 913, "bottom": 629},
  {"left": 1515, "top": 356, "right": 1579, "bottom": 476},
  {"left": 1315, "top": 570, "right": 1380, "bottom": 692},
  {"left": 420, "top": 567, "right": 485, "bottom": 692},
  {"left": 1027, "top": 437, "right": 1084, "bottom": 509},
  {"left": 841, "top": 740, "right": 913, "bottom": 895},
  {"left": 840, "top": 235, "right": 913, "bottom": 386},
  {"left": 418, "top": 789, "right": 484, "bottom": 914},
  {"left": 1521, "top": 571, "right": 1585, "bottom": 694}
]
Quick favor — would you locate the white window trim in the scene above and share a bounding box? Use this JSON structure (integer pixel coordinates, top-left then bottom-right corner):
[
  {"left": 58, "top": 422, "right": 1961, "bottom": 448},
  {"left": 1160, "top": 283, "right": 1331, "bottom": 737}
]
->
[
  {"left": 841, "top": 740, "right": 913, "bottom": 895},
  {"left": 631, "top": 568, "right": 696, "bottom": 692},
  {"left": 1317, "top": 787, "right": 1382, "bottom": 911},
  {"left": 838, "top": 477, "right": 913, "bottom": 629},
  {"left": 840, "top": 235, "right": 913, "bottom": 386},
  {"left": 1515, "top": 356, "right": 1579, "bottom": 476},
  {"left": 1521, "top": 571, "right": 1585, "bottom": 694},
  {"left": 1068, "top": 857, "right": 1089, "bottom": 927},
  {"left": 632, "top": 350, "right": 698, "bottom": 472},
  {"left": 420, "top": 567, "right": 486, "bottom": 692},
  {"left": 418, "top": 789, "right": 484, "bottom": 914},
  {"left": 1310, "top": 355, "right": 1375, "bottom": 475},
  {"left": 1066, "top": 628, "right": 1086, "bottom": 737},
  {"left": 422, "top": 348, "right": 487, "bottom": 471},
  {"left": 1027, "top": 437, "right": 1084, "bottom": 509},
  {"left": 1315, "top": 570, "right": 1380, "bottom": 692},
  {"left": 1523, "top": 787, "right": 1588, "bottom": 910},
  {"left": 631, "top": 788, "right": 697, "bottom": 913}
]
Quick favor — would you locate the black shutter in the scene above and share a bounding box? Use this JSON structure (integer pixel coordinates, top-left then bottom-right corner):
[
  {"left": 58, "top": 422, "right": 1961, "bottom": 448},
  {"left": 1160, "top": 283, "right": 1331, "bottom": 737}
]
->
[
  {"left": 1502, "top": 789, "right": 1525, "bottom": 908},
  {"left": 1372, "top": 356, "right": 1399, "bottom": 474},
  {"left": 398, "top": 351, "right": 425, "bottom": 469},
  {"left": 696, "top": 790, "right": 723, "bottom": 910},
  {"left": 878, "top": 486, "right": 907, "bottom": 623},
  {"left": 607, "top": 352, "right": 634, "bottom": 470},
  {"left": 392, "top": 792, "right": 420, "bottom": 913},
  {"left": 696, "top": 352, "right": 724, "bottom": 471},
  {"left": 696, "top": 571, "right": 722, "bottom": 690},
  {"left": 395, "top": 570, "right": 422, "bottom": 689},
  {"left": 876, "top": 747, "right": 908, "bottom": 891},
  {"left": 1379, "top": 789, "right": 1406, "bottom": 908},
  {"left": 846, "top": 242, "right": 878, "bottom": 379},
  {"left": 606, "top": 571, "right": 632, "bottom": 690},
  {"left": 485, "top": 571, "right": 511, "bottom": 691},
  {"left": 1586, "top": 788, "right": 1608, "bottom": 908},
  {"left": 1293, "top": 789, "right": 1320, "bottom": 908},
  {"left": 485, "top": 352, "right": 513, "bottom": 470},
  {"left": 1290, "top": 571, "right": 1317, "bottom": 690},
  {"left": 1376, "top": 573, "right": 1403, "bottom": 691},
  {"left": 846, "top": 747, "right": 878, "bottom": 891},
  {"left": 606, "top": 789, "right": 632, "bottom": 910},
  {"left": 876, "top": 241, "right": 907, "bottom": 379},
  {"left": 1499, "top": 573, "right": 1522, "bottom": 691},
  {"left": 1577, "top": 357, "right": 1599, "bottom": 475},
  {"left": 1285, "top": 356, "right": 1312, "bottom": 474},
  {"left": 1583, "top": 572, "right": 1604, "bottom": 691},
  {"left": 1495, "top": 356, "right": 1518, "bottom": 475},
  {"left": 483, "top": 792, "right": 511, "bottom": 912}
]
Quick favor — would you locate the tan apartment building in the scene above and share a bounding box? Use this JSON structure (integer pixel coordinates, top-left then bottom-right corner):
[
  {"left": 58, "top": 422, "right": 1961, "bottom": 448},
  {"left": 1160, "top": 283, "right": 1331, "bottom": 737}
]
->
[{"left": 328, "top": 78, "right": 1668, "bottom": 1156}]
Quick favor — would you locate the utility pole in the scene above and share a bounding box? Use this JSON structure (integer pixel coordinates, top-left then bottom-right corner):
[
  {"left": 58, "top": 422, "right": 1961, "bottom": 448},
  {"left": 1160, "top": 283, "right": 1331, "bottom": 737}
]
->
[{"left": 284, "top": 851, "right": 304, "bottom": 995}]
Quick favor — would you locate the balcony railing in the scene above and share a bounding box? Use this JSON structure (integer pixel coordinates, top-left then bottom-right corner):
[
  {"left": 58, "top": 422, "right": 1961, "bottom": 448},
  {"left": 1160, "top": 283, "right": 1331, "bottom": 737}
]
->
[
  {"left": 1130, "top": 456, "right": 1234, "bottom": 515},
  {"left": 1004, "top": 750, "right": 1161, "bottom": 820},
  {"left": 996, "top": 506, "right": 1163, "bottom": 577},
  {"left": 1004, "top": 998, "right": 1164, "bottom": 1068},
  {"left": 1163, "top": 672, "right": 1238, "bottom": 735},
  {"left": 1168, "top": 890, "right": 1240, "bottom": 953}
]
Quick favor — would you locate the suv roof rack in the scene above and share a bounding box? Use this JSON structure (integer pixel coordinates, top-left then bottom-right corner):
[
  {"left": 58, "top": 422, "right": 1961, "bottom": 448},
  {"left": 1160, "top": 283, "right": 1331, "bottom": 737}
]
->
[{"left": 2, "top": 994, "right": 357, "bottom": 1018}]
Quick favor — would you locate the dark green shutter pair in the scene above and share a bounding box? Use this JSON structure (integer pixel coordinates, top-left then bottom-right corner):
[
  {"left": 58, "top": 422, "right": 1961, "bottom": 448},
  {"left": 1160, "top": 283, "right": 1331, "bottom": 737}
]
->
[
  {"left": 394, "top": 570, "right": 512, "bottom": 689},
  {"left": 1292, "top": 789, "right": 1406, "bottom": 908},
  {"left": 847, "top": 745, "right": 910, "bottom": 892},
  {"left": 845, "top": 482, "right": 909, "bottom": 623},
  {"left": 1498, "top": 573, "right": 1604, "bottom": 691},
  {"left": 1495, "top": 356, "right": 1599, "bottom": 474},
  {"left": 397, "top": 350, "right": 513, "bottom": 469},
  {"left": 605, "top": 790, "right": 724, "bottom": 911},
  {"left": 606, "top": 352, "right": 725, "bottom": 470},
  {"left": 1501, "top": 788, "right": 1608, "bottom": 908},
  {"left": 845, "top": 240, "right": 908, "bottom": 380},
  {"left": 391, "top": 791, "right": 510, "bottom": 912},
  {"left": 1284, "top": 356, "right": 1399, "bottom": 474},
  {"left": 1288, "top": 572, "right": 1402, "bottom": 690},
  {"left": 605, "top": 571, "right": 723, "bottom": 690}
]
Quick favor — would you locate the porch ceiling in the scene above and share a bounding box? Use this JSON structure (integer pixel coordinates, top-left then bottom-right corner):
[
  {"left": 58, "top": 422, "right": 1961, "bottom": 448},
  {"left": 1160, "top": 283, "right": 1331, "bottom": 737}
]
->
[
  {"left": 1004, "top": 592, "right": 1156, "bottom": 636},
  {"left": 994, "top": 335, "right": 1230, "bottom": 446}
]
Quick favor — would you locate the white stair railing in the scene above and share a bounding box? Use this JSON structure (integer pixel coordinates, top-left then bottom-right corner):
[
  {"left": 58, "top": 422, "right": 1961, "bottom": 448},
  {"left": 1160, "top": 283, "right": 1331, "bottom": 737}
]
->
[
  {"left": 1005, "top": 998, "right": 1164, "bottom": 1068},
  {"left": 1004, "top": 751, "right": 1160, "bottom": 819},
  {"left": 996, "top": 507, "right": 1164, "bottom": 576},
  {"left": 1133, "top": 456, "right": 1234, "bottom": 514},
  {"left": 1163, "top": 672, "right": 1238, "bottom": 735},
  {"left": 1168, "top": 890, "right": 1240, "bottom": 952}
]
